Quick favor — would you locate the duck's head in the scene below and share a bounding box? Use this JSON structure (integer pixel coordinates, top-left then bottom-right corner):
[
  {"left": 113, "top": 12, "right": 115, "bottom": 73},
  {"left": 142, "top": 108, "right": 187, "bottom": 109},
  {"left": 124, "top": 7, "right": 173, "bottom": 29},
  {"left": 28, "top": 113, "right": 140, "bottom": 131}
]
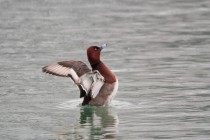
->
[{"left": 87, "top": 44, "right": 107, "bottom": 66}]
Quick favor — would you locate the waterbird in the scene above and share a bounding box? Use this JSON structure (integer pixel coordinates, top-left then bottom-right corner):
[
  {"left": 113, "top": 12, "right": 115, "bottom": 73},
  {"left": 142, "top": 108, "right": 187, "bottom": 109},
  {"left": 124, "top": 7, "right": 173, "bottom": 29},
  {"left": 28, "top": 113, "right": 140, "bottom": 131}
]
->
[{"left": 42, "top": 44, "right": 118, "bottom": 106}]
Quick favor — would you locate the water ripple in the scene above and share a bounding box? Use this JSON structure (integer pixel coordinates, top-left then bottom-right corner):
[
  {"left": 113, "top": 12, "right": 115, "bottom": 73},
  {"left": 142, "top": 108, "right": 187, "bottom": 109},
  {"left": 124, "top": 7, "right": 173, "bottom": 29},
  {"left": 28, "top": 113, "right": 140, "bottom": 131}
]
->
[{"left": 56, "top": 99, "right": 139, "bottom": 110}]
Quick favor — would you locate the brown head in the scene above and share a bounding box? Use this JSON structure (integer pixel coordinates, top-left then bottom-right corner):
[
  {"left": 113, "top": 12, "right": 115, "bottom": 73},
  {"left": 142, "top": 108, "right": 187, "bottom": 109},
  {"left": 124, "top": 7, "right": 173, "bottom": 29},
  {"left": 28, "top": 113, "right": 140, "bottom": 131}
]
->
[
  {"left": 87, "top": 44, "right": 107, "bottom": 65},
  {"left": 87, "top": 45, "right": 103, "bottom": 66}
]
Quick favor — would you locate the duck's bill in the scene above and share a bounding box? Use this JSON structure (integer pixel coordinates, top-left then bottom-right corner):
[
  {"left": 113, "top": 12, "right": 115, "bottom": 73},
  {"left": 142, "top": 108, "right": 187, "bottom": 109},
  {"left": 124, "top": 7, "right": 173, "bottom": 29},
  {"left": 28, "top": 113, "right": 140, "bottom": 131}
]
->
[{"left": 100, "top": 43, "right": 107, "bottom": 50}]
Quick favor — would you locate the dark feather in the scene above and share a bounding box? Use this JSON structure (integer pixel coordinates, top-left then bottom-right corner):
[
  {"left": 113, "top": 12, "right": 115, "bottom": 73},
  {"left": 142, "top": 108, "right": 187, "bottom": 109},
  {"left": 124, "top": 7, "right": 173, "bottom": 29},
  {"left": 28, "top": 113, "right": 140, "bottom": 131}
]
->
[{"left": 58, "top": 61, "right": 91, "bottom": 77}]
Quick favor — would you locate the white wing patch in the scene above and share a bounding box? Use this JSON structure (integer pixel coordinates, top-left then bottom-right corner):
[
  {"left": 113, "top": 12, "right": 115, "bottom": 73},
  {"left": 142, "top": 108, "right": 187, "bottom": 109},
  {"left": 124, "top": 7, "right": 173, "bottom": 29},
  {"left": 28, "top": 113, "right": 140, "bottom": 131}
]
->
[
  {"left": 90, "top": 72, "right": 104, "bottom": 98},
  {"left": 79, "top": 73, "right": 94, "bottom": 93},
  {"left": 43, "top": 64, "right": 80, "bottom": 83},
  {"left": 79, "top": 71, "right": 104, "bottom": 98}
]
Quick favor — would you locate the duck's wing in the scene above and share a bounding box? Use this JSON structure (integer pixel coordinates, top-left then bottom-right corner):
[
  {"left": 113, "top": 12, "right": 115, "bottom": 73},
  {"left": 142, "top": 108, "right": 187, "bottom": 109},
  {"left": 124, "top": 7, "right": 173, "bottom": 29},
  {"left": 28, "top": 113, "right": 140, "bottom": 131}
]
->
[
  {"left": 42, "top": 60, "right": 91, "bottom": 77},
  {"left": 80, "top": 71, "right": 105, "bottom": 105},
  {"left": 42, "top": 60, "right": 91, "bottom": 97},
  {"left": 77, "top": 70, "right": 104, "bottom": 98},
  {"left": 89, "top": 71, "right": 104, "bottom": 98}
]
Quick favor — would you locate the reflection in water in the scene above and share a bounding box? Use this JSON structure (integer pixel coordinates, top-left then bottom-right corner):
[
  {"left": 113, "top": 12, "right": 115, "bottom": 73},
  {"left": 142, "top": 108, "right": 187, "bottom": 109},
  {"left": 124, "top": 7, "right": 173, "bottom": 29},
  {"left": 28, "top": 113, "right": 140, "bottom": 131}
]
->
[
  {"left": 58, "top": 106, "right": 118, "bottom": 140},
  {"left": 80, "top": 106, "right": 118, "bottom": 139}
]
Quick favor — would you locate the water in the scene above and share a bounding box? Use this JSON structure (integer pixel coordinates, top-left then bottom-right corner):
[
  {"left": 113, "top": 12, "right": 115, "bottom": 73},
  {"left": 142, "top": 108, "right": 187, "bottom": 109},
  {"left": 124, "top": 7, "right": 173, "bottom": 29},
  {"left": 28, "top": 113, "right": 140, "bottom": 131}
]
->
[{"left": 1, "top": 0, "right": 210, "bottom": 139}]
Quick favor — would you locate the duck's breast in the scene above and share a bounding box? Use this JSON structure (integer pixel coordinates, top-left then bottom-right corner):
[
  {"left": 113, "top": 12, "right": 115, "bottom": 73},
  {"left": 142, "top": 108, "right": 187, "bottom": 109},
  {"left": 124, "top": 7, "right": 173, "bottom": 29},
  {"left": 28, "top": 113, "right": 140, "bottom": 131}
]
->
[{"left": 107, "top": 79, "right": 118, "bottom": 102}]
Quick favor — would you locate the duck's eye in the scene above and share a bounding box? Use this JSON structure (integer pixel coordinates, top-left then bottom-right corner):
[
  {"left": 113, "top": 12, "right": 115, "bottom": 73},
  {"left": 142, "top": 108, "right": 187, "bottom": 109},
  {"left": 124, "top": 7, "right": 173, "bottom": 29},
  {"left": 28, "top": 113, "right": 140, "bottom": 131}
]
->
[{"left": 94, "top": 47, "right": 98, "bottom": 51}]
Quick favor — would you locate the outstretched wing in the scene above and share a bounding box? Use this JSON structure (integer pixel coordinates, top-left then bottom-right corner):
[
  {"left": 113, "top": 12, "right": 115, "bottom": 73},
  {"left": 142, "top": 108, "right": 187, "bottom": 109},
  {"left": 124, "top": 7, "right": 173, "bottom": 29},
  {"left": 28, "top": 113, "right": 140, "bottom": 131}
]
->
[
  {"left": 42, "top": 60, "right": 91, "bottom": 77},
  {"left": 42, "top": 60, "right": 91, "bottom": 97}
]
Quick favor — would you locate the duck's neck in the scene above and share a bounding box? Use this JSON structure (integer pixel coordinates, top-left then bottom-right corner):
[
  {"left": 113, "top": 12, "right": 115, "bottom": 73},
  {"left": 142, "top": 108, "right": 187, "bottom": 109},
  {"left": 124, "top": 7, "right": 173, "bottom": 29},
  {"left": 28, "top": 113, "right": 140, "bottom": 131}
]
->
[{"left": 91, "top": 61, "right": 116, "bottom": 83}]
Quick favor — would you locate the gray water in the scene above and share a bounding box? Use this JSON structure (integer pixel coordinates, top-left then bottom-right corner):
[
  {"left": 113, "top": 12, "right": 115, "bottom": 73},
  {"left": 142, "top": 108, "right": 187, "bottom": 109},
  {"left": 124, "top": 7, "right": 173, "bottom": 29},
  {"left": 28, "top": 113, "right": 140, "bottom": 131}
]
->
[{"left": 1, "top": 0, "right": 210, "bottom": 139}]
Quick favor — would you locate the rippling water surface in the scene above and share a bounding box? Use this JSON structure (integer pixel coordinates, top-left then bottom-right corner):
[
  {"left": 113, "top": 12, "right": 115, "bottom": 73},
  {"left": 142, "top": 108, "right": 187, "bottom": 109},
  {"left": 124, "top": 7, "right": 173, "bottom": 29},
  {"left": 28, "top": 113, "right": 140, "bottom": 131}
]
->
[{"left": 1, "top": 0, "right": 210, "bottom": 139}]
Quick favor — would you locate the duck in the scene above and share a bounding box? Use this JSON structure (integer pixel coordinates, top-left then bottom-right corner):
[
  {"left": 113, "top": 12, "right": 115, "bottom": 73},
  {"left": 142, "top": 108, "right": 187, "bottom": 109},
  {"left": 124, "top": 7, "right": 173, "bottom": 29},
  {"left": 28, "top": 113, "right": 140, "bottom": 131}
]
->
[{"left": 42, "top": 44, "right": 118, "bottom": 106}]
